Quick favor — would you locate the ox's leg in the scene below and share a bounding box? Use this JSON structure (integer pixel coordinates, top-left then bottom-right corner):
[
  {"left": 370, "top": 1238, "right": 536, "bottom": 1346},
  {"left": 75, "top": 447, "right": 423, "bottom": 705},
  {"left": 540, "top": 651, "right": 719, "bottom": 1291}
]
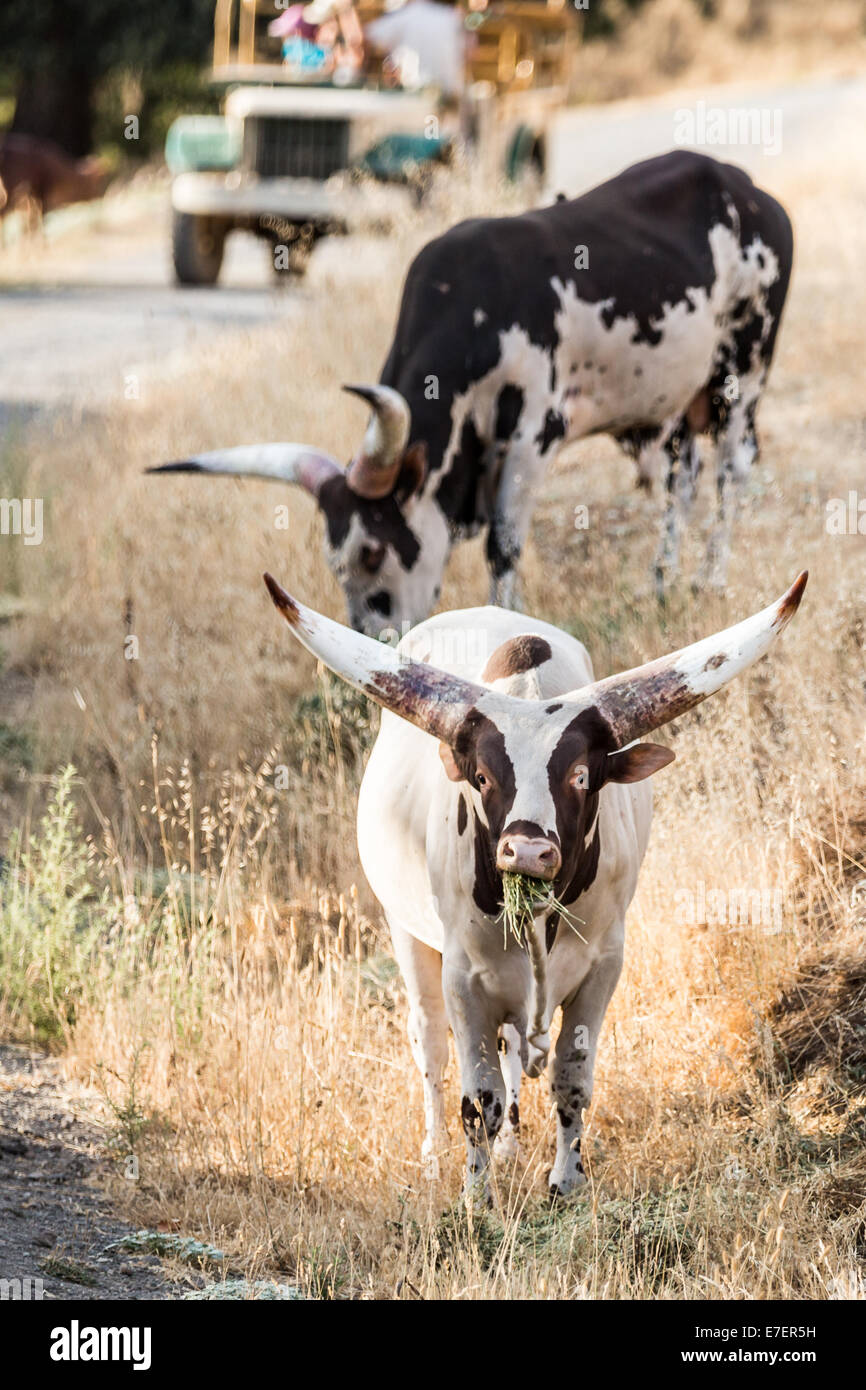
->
[
  {"left": 701, "top": 396, "right": 760, "bottom": 592},
  {"left": 549, "top": 947, "right": 623, "bottom": 1199},
  {"left": 486, "top": 431, "right": 556, "bottom": 610},
  {"left": 651, "top": 422, "right": 697, "bottom": 601},
  {"left": 675, "top": 435, "right": 703, "bottom": 526},
  {"left": 493, "top": 1023, "right": 522, "bottom": 1160},
  {"left": 444, "top": 961, "right": 505, "bottom": 1201},
  {"left": 388, "top": 919, "right": 450, "bottom": 1177}
]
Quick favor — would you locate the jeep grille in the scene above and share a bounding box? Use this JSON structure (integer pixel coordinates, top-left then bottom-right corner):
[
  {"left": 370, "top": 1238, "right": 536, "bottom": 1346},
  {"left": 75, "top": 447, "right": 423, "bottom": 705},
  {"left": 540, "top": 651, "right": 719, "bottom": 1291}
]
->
[{"left": 248, "top": 117, "right": 350, "bottom": 180}]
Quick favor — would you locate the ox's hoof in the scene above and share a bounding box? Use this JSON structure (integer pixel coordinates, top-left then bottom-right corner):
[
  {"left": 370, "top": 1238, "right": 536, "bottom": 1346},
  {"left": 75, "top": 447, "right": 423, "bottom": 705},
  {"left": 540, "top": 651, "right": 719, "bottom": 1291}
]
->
[
  {"left": 463, "top": 1172, "right": 493, "bottom": 1211},
  {"left": 421, "top": 1132, "right": 448, "bottom": 1181},
  {"left": 547, "top": 1169, "right": 587, "bottom": 1203},
  {"left": 493, "top": 1129, "right": 520, "bottom": 1162}
]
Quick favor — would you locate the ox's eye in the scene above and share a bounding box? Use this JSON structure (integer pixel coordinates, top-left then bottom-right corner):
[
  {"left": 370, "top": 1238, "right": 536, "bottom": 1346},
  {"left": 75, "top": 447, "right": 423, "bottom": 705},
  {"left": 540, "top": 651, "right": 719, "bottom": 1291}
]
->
[
  {"left": 570, "top": 764, "right": 589, "bottom": 790},
  {"left": 360, "top": 542, "right": 385, "bottom": 575},
  {"left": 475, "top": 772, "right": 489, "bottom": 790}
]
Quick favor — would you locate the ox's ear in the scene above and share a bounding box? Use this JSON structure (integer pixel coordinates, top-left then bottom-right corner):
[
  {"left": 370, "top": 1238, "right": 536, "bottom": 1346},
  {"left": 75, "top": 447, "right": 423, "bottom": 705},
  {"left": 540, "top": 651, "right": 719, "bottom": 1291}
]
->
[
  {"left": 605, "top": 742, "right": 675, "bottom": 784},
  {"left": 395, "top": 442, "right": 428, "bottom": 504},
  {"left": 439, "top": 741, "right": 465, "bottom": 782}
]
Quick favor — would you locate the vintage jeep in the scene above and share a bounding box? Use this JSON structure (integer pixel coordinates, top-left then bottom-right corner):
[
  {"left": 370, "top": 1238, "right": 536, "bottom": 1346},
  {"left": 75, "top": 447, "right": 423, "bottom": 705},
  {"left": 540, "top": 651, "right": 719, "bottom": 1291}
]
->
[
  {"left": 166, "top": 85, "right": 437, "bottom": 284},
  {"left": 166, "top": 0, "right": 581, "bottom": 285}
]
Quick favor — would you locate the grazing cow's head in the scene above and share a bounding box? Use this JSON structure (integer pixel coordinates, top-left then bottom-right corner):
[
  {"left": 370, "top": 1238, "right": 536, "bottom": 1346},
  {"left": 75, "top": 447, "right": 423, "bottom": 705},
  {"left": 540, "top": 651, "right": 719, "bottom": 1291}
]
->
[
  {"left": 148, "top": 385, "right": 431, "bottom": 637},
  {"left": 262, "top": 572, "right": 807, "bottom": 912}
]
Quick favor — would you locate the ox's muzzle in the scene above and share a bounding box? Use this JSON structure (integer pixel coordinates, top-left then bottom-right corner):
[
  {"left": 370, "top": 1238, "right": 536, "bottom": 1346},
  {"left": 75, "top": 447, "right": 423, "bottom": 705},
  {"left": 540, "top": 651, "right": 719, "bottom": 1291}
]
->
[{"left": 496, "top": 833, "right": 561, "bottom": 881}]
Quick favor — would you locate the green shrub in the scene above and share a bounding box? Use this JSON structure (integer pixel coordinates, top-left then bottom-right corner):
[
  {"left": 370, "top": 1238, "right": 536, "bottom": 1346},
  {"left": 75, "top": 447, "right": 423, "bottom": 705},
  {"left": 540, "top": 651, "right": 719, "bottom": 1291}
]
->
[{"left": 0, "top": 766, "right": 101, "bottom": 1043}]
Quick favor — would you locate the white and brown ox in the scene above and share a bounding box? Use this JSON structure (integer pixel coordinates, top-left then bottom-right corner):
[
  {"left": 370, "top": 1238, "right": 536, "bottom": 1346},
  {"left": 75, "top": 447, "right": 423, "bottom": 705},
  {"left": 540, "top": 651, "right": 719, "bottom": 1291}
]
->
[
  {"left": 265, "top": 570, "right": 806, "bottom": 1198},
  {"left": 153, "top": 151, "right": 793, "bottom": 633}
]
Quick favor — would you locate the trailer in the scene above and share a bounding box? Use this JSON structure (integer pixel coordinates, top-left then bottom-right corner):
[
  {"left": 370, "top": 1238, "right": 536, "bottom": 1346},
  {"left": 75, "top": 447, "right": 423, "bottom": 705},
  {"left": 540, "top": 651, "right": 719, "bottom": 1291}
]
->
[{"left": 166, "top": 0, "right": 581, "bottom": 285}]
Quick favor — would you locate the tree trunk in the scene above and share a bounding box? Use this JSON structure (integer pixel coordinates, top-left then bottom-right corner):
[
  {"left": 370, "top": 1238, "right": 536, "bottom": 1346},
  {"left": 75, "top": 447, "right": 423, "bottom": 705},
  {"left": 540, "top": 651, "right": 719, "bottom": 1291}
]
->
[{"left": 10, "top": 63, "right": 95, "bottom": 158}]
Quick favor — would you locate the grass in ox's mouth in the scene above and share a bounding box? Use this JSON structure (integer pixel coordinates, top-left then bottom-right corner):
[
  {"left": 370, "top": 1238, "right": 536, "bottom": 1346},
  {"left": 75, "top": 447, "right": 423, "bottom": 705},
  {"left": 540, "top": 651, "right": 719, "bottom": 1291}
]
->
[
  {"left": 499, "top": 872, "right": 583, "bottom": 948},
  {"left": 500, "top": 872, "right": 550, "bottom": 946}
]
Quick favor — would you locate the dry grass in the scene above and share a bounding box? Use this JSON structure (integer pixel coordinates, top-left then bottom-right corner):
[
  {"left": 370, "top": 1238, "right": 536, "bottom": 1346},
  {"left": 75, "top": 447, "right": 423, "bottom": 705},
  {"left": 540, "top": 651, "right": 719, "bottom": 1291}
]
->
[
  {"left": 1, "top": 141, "right": 866, "bottom": 1298},
  {"left": 571, "top": 0, "right": 866, "bottom": 104}
]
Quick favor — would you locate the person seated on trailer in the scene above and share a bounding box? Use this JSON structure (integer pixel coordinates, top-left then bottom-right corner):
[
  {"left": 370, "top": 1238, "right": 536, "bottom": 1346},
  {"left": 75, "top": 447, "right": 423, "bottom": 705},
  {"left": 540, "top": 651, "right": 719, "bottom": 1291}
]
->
[
  {"left": 268, "top": 0, "right": 364, "bottom": 82},
  {"left": 365, "top": 0, "right": 469, "bottom": 99}
]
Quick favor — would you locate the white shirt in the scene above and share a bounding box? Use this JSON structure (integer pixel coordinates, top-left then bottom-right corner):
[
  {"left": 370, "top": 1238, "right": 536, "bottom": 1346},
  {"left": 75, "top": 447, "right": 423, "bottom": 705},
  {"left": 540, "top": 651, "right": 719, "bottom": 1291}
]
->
[{"left": 367, "top": 1, "right": 465, "bottom": 97}]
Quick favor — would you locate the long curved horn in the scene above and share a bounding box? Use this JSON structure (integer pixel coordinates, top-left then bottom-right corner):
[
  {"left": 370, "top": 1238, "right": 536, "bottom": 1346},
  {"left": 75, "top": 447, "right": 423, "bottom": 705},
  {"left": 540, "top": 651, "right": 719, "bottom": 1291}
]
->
[
  {"left": 147, "top": 445, "right": 342, "bottom": 498},
  {"left": 264, "top": 573, "right": 500, "bottom": 744},
  {"left": 343, "top": 384, "right": 411, "bottom": 499},
  {"left": 567, "top": 572, "right": 808, "bottom": 746}
]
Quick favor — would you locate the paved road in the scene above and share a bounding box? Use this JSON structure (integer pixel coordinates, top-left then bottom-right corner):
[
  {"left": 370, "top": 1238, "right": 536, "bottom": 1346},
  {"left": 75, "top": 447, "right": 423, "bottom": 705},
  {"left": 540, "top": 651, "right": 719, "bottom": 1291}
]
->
[
  {"left": 0, "top": 195, "right": 304, "bottom": 430},
  {"left": 0, "top": 71, "right": 862, "bottom": 430},
  {"left": 547, "top": 71, "right": 865, "bottom": 193}
]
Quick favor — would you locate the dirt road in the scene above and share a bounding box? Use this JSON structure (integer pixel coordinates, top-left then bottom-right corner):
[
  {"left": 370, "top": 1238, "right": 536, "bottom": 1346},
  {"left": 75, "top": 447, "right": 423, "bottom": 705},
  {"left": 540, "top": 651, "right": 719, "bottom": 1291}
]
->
[
  {"left": 0, "top": 193, "right": 304, "bottom": 434},
  {"left": 0, "top": 1046, "right": 169, "bottom": 1300}
]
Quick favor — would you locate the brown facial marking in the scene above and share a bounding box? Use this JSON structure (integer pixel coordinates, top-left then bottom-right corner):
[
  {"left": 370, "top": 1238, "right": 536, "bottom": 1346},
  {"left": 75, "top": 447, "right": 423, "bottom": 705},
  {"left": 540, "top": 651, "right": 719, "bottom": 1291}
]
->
[
  {"left": 317, "top": 473, "right": 421, "bottom": 570},
  {"left": 508, "top": 1101, "right": 520, "bottom": 1131},
  {"left": 457, "top": 794, "right": 467, "bottom": 836},
  {"left": 264, "top": 573, "right": 300, "bottom": 625},
  {"left": 545, "top": 707, "right": 614, "bottom": 905},
  {"left": 395, "top": 441, "right": 428, "bottom": 502},
  {"left": 472, "top": 806, "right": 503, "bottom": 917},
  {"left": 545, "top": 909, "right": 559, "bottom": 953},
  {"left": 482, "top": 635, "right": 552, "bottom": 683},
  {"left": 560, "top": 825, "right": 601, "bottom": 905},
  {"left": 446, "top": 715, "right": 517, "bottom": 916}
]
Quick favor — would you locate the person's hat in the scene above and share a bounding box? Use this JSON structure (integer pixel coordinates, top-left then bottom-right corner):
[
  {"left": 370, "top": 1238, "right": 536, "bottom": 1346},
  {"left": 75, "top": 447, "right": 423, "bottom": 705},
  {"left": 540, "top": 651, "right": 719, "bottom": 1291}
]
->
[{"left": 302, "top": 0, "right": 339, "bottom": 24}]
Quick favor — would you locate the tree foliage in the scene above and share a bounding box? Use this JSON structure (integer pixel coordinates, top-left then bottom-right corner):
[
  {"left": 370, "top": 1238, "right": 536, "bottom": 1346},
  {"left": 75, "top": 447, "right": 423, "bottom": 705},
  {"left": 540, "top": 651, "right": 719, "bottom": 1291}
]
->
[
  {"left": 0, "top": 0, "right": 214, "bottom": 79},
  {"left": 0, "top": 0, "right": 214, "bottom": 155}
]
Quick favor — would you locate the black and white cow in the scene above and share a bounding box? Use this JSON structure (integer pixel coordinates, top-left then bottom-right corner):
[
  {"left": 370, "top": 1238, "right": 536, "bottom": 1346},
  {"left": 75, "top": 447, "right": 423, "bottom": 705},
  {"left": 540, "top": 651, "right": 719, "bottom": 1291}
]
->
[
  {"left": 263, "top": 569, "right": 806, "bottom": 1198},
  {"left": 155, "top": 151, "right": 792, "bottom": 633}
]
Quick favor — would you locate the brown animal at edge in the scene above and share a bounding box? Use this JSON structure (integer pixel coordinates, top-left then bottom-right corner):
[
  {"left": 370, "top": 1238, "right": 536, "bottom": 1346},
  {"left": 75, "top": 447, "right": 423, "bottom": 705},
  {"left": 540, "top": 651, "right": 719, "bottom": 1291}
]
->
[{"left": 0, "top": 133, "right": 110, "bottom": 233}]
